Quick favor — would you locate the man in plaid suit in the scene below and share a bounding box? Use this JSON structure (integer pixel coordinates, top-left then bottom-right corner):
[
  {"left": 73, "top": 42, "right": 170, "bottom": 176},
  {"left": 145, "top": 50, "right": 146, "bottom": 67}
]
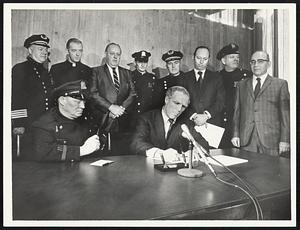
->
[{"left": 231, "top": 51, "right": 290, "bottom": 156}]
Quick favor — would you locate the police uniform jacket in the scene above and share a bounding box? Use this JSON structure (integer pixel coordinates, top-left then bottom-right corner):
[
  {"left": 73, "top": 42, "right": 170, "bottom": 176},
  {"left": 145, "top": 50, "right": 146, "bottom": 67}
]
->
[
  {"left": 156, "top": 71, "right": 185, "bottom": 107},
  {"left": 219, "top": 68, "right": 251, "bottom": 124},
  {"left": 131, "top": 69, "right": 158, "bottom": 114},
  {"left": 50, "top": 60, "right": 92, "bottom": 87},
  {"left": 31, "top": 107, "right": 96, "bottom": 162},
  {"left": 12, "top": 56, "right": 54, "bottom": 128}
]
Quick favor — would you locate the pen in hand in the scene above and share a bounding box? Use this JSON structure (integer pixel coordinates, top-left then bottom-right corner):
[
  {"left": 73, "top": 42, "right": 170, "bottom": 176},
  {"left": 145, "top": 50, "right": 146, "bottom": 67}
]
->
[{"left": 160, "top": 152, "right": 168, "bottom": 168}]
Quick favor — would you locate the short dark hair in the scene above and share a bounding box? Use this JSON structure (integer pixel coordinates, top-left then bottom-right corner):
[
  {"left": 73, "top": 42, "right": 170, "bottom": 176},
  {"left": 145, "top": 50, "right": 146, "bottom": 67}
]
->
[
  {"left": 66, "top": 38, "right": 82, "bottom": 49},
  {"left": 193, "top": 46, "right": 210, "bottom": 57},
  {"left": 105, "top": 42, "right": 121, "bottom": 53}
]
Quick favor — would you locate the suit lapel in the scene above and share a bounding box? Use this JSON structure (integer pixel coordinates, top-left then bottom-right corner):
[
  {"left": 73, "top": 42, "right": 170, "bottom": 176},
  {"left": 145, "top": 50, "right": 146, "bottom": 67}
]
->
[
  {"left": 246, "top": 77, "right": 255, "bottom": 100},
  {"left": 155, "top": 111, "right": 167, "bottom": 144},
  {"left": 104, "top": 64, "right": 115, "bottom": 86},
  {"left": 257, "top": 75, "right": 272, "bottom": 97}
]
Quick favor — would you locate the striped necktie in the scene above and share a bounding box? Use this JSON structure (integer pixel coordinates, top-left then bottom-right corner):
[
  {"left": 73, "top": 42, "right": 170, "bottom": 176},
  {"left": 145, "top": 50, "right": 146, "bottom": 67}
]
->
[{"left": 112, "top": 67, "right": 120, "bottom": 92}]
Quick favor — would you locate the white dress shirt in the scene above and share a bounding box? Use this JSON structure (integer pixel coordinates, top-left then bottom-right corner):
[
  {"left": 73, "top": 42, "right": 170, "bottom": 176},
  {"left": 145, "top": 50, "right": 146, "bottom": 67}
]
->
[
  {"left": 106, "top": 64, "right": 120, "bottom": 83},
  {"left": 252, "top": 72, "right": 268, "bottom": 91}
]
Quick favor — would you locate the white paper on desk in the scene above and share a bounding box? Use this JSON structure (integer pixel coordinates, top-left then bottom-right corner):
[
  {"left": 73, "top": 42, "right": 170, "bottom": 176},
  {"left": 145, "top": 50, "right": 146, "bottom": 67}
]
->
[
  {"left": 194, "top": 123, "right": 225, "bottom": 148},
  {"left": 90, "top": 159, "right": 114, "bottom": 167},
  {"left": 199, "top": 155, "right": 248, "bottom": 166}
]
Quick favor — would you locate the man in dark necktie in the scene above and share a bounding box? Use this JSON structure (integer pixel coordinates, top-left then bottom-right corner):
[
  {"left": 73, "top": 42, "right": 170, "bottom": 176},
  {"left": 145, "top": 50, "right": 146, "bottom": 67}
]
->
[
  {"left": 130, "top": 86, "right": 209, "bottom": 162},
  {"left": 89, "top": 43, "right": 136, "bottom": 154},
  {"left": 178, "top": 46, "right": 225, "bottom": 129},
  {"left": 232, "top": 51, "right": 290, "bottom": 156}
]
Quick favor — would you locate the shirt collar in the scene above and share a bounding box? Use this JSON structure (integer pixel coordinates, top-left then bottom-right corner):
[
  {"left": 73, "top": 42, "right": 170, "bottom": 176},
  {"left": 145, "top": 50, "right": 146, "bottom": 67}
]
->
[
  {"left": 253, "top": 72, "right": 268, "bottom": 85},
  {"left": 161, "top": 107, "right": 177, "bottom": 124},
  {"left": 194, "top": 68, "right": 206, "bottom": 79}
]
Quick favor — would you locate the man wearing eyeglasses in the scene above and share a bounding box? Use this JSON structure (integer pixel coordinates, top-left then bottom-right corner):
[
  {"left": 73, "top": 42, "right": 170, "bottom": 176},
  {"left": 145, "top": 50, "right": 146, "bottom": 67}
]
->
[
  {"left": 31, "top": 80, "right": 101, "bottom": 162},
  {"left": 231, "top": 51, "right": 290, "bottom": 156},
  {"left": 178, "top": 46, "right": 225, "bottom": 129}
]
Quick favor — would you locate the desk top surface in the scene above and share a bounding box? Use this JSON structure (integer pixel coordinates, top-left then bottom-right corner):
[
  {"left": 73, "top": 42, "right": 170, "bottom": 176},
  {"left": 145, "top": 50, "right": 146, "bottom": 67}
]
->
[{"left": 12, "top": 149, "right": 290, "bottom": 220}]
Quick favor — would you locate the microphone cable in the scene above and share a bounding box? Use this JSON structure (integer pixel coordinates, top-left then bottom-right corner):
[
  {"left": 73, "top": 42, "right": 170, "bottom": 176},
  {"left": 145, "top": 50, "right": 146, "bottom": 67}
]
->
[{"left": 207, "top": 153, "right": 264, "bottom": 220}]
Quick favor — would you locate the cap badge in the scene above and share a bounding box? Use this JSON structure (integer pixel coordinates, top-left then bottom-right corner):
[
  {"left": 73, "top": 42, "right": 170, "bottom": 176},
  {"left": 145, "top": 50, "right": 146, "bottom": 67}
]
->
[
  {"left": 167, "top": 50, "right": 174, "bottom": 55},
  {"left": 141, "top": 51, "right": 146, "bottom": 57}
]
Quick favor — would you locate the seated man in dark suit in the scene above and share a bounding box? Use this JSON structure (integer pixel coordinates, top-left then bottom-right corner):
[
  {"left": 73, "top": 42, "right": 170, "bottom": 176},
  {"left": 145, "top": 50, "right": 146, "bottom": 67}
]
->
[
  {"left": 130, "top": 86, "right": 209, "bottom": 162},
  {"left": 31, "top": 80, "right": 101, "bottom": 162}
]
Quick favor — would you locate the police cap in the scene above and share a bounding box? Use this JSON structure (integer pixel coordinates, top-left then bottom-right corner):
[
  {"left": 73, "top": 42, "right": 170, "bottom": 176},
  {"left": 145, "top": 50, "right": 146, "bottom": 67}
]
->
[
  {"left": 53, "top": 80, "right": 87, "bottom": 101},
  {"left": 216, "top": 43, "right": 240, "bottom": 60},
  {"left": 132, "top": 50, "right": 151, "bottom": 62},
  {"left": 162, "top": 50, "right": 183, "bottom": 62},
  {"left": 24, "top": 34, "right": 50, "bottom": 49}
]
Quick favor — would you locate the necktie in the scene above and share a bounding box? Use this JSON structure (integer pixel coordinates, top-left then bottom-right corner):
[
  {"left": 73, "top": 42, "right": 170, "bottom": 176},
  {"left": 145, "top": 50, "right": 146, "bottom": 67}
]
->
[
  {"left": 166, "top": 118, "right": 174, "bottom": 139},
  {"left": 112, "top": 67, "right": 120, "bottom": 92},
  {"left": 198, "top": 71, "right": 203, "bottom": 85},
  {"left": 254, "top": 77, "right": 261, "bottom": 99}
]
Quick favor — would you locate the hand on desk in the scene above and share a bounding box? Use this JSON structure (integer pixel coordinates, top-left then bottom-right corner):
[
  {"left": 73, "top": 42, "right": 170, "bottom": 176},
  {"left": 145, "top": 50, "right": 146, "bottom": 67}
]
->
[
  {"left": 157, "top": 148, "right": 181, "bottom": 163},
  {"left": 279, "top": 142, "right": 290, "bottom": 154},
  {"left": 80, "top": 135, "right": 100, "bottom": 156},
  {"left": 13, "top": 127, "right": 25, "bottom": 135}
]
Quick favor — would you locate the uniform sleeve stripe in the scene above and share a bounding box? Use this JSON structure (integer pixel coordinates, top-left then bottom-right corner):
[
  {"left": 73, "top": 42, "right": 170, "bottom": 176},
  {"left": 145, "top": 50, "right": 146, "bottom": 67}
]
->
[
  {"left": 61, "top": 145, "right": 67, "bottom": 161},
  {"left": 11, "top": 109, "right": 28, "bottom": 119}
]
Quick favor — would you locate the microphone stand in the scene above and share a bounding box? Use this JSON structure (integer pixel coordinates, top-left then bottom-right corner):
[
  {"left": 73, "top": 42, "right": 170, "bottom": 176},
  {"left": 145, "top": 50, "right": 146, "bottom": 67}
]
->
[{"left": 177, "top": 140, "right": 204, "bottom": 178}]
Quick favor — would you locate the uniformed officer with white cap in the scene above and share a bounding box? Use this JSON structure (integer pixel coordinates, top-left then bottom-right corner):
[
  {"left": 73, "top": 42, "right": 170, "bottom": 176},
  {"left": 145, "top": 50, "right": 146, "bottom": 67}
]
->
[
  {"left": 129, "top": 50, "right": 159, "bottom": 129},
  {"left": 12, "top": 34, "right": 54, "bottom": 159},
  {"left": 217, "top": 43, "right": 252, "bottom": 148}
]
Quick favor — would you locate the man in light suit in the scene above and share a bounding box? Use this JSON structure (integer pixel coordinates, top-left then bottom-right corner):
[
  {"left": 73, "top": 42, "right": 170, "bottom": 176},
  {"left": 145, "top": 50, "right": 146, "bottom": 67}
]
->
[
  {"left": 231, "top": 51, "right": 290, "bottom": 156},
  {"left": 178, "top": 46, "right": 225, "bottom": 127},
  {"left": 130, "top": 86, "right": 209, "bottom": 161},
  {"left": 89, "top": 42, "right": 136, "bottom": 133}
]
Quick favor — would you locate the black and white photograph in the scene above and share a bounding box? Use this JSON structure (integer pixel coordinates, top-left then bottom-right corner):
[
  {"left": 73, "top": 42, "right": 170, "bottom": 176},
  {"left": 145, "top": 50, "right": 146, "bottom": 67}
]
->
[{"left": 3, "top": 3, "right": 296, "bottom": 227}]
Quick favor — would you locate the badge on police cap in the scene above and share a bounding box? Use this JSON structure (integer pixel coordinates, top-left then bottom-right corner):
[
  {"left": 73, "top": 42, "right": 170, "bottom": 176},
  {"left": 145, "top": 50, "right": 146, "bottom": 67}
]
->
[
  {"left": 24, "top": 34, "right": 50, "bottom": 48},
  {"left": 162, "top": 50, "right": 183, "bottom": 62},
  {"left": 216, "top": 43, "right": 239, "bottom": 60},
  {"left": 132, "top": 50, "right": 151, "bottom": 62}
]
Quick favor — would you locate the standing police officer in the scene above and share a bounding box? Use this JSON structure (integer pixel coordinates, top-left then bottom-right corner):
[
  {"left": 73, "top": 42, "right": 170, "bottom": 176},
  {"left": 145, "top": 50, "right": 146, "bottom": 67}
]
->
[
  {"left": 217, "top": 43, "right": 252, "bottom": 148},
  {"left": 12, "top": 34, "right": 54, "bottom": 159},
  {"left": 129, "top": 50, "right": 158, "bottom": 129},
  {"left": 156, "top": 50, "right": 184, "bottom": 107}
]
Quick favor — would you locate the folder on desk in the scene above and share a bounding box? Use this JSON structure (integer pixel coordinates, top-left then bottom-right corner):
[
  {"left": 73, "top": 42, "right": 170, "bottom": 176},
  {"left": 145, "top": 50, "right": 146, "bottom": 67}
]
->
[{"left": 194, "top": 123, "right": 225, "bottom": 148}]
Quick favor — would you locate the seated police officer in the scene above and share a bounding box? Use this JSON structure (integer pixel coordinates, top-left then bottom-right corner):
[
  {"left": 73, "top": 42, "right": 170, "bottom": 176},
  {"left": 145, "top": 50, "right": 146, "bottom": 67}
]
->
[{"left": 31, "top": 80, "right": 101, "bottom": 162}]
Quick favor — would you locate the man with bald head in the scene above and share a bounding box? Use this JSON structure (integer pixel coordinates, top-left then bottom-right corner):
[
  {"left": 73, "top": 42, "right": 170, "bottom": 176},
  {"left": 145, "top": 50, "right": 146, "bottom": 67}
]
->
[
  {"left": 232, "top": 51, "right": 290, "bottom": 156},
  {"left": 89, "top": 43, "right": 136, "bottom": 150}
]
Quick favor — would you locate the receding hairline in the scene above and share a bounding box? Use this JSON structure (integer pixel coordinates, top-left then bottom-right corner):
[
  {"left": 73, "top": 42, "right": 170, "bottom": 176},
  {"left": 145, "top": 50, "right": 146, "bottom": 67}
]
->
[
  {"left": 251, "top": 50, "right": 270, "bottom": 60},
  {"left": 105, "top": 42, "right": 122, "bottom": 53}
]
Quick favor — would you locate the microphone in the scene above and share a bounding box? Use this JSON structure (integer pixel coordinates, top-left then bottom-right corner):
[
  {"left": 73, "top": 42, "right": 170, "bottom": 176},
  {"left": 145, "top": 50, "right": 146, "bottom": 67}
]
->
[{"left": 181, "top": 124, "right": 216, "bottom": 176}]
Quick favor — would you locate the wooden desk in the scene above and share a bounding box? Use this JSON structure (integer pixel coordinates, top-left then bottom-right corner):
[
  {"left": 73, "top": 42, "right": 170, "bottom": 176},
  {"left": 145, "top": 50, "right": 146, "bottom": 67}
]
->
[{"left": 12, "top": 148, "right": 290, "bottom": 220}]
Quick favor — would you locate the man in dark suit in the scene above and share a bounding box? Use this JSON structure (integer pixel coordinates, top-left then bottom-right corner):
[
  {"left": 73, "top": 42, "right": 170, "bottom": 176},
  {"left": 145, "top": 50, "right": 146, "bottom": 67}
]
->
[
  {"left": 131, "top": 86, "right": 209, "bottom": 162},
  {"left": 232, "top": 51, "right": 290, "bottom": 156},
  {"left": 89, "top": 42, "right": 136, "bottom": 133},
  {"left": 217, "top": 43, "right": 252, "bottom": 148},
  {"left": 11, "top": 34, "right": 54, "bottom": 159},
  {"left": 50, "top": 38, "right": 92, "bottom": 87},
  {"left": 178, "top": 46, "right": 225, "bottom": 127}
]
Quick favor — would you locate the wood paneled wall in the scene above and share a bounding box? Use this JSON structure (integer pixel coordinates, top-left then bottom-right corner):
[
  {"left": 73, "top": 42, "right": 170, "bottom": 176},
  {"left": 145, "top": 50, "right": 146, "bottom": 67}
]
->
[{"left": 11, "top": 9, "right": 254, "bottom": 78}]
